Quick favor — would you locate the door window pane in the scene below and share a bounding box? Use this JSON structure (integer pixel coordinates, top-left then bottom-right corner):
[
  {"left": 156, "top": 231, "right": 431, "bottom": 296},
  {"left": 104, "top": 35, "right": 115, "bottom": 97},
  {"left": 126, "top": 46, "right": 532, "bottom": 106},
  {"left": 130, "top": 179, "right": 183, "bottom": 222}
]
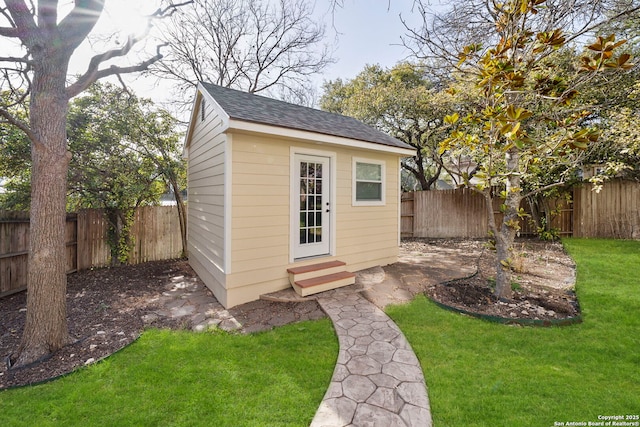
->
[{"left": 299, "top": 160, "right": 326, "bottom": 247}]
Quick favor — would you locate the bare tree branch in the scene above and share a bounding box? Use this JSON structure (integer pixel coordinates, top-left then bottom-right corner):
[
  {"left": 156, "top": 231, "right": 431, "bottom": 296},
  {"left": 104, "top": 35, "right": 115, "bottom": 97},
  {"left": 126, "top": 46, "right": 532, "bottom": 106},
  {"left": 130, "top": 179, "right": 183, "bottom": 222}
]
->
[
  {"left": 150, "top": 0, "right": 194, "bottom": 17},
  {"left": 66, "top": 43, "right": 166, "bottom": 98},
  {"left": 151, "top": 0, "right": 333, "bottom": 106},
  {"left": 1, "top": 65, "right": 32, "bottom": 107},
  {"left": 0, "top": 106, "right": 34, "bottom": 140},
  {"left": 0, "top": 54, "right": 32, "bottom": 64},
  {"left": 522, "top": 181, "right": 570, "bottom": 199},
  {"left": 2, "top": 0, "right": 36, "bottom": 41},
  {"left": 57, "top": 0, "right": 105, "bottom": 52},
  {"left": 0, "top": 4, "right": 17, "bottom": 27},
  {"left": 0, "top": 26, "right": 21, "bottom": 37},
  {"left": 63, "top": 1, "right": 195, "bottom": 100}
]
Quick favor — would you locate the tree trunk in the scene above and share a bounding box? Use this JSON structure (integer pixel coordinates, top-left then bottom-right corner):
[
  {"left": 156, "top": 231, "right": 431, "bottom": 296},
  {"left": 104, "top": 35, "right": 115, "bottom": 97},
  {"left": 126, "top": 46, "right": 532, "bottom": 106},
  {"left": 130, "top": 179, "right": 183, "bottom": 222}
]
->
[
  {"left": 14, "top": 54, "right": 73, "bottom": 367},
  {"left": 410, "top": 150, "right": 433, "bottom": 191},
  {"left": 494, "top": 148, "right": 522, "bottom": 300},
  {"left": 527, "top": 195, "right": 541, "bottom": 232},
  {"left": 169, "top": 175, "right": 188, "bottom": 258}
]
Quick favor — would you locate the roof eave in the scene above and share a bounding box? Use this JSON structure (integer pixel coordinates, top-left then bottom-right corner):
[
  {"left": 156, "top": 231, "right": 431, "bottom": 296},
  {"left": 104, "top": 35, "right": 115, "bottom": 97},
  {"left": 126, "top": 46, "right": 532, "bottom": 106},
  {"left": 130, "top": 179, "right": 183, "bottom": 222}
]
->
[
  {"left": 227, "top": 118, "right": 415, "bottom": 156},
  {"left": 183, "top": 82, "right": 232, "bottom": 158}
]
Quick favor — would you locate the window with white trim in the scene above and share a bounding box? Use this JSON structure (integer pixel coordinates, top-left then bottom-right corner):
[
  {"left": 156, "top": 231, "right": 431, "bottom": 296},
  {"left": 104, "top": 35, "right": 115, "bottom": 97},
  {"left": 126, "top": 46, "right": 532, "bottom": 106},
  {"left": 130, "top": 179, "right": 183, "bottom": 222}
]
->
[{"left": 352, "top": 158, "right": 385, "bottom": 206}]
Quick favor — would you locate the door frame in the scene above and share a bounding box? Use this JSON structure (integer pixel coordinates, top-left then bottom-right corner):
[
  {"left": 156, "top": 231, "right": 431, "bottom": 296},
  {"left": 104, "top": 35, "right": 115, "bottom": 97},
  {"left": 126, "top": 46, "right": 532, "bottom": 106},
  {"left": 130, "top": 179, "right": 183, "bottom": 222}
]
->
[{"left": 289, "top": 147, "right": 337, "bottom": 262}]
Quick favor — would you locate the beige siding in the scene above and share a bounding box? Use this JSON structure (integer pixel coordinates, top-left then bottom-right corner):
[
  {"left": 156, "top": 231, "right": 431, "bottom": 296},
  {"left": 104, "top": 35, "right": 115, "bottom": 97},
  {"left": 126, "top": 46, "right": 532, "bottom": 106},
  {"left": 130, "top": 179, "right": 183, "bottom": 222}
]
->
[
  {"left": 224, "top": 133, "right": 403, "bottom": 307},
  {"left": 186, "top": 101, "right": 229, "bottom": 305},
  {"left": 222, "top": 134, "right": 292, "bottom": 306},
  {"left": 335, "top": 150, "right": 400, "bottom": 272}
]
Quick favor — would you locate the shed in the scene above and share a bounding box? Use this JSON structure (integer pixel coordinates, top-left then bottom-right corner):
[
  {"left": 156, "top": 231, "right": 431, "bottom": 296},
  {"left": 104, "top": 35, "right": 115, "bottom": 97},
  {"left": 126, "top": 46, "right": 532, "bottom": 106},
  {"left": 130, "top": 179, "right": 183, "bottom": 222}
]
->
[{"left": 183, "top": 83, "right": 414, "bottom": 308}]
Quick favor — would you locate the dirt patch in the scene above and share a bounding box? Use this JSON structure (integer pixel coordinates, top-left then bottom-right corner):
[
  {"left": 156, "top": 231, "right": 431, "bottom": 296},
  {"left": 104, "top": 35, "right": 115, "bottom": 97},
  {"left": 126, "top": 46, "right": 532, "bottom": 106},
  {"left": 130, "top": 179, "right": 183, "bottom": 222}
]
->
[{"left": 420, "top": 238, "right": 580, "bottom": 322}]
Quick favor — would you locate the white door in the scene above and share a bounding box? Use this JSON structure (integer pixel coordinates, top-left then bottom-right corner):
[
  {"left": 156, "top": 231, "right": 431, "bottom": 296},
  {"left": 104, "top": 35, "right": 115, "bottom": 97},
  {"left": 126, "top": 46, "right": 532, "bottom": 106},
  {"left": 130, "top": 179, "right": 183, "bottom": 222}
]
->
[{"left": 293, "top": 154, "right": 331, "bottom": 259}]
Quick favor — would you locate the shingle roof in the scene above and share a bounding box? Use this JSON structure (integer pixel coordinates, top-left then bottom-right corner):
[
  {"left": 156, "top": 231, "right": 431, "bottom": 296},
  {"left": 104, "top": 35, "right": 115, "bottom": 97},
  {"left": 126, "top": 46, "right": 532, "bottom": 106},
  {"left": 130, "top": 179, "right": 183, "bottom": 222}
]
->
[{"left": 200, "top": 82, "right": 412, "bottom": 150}]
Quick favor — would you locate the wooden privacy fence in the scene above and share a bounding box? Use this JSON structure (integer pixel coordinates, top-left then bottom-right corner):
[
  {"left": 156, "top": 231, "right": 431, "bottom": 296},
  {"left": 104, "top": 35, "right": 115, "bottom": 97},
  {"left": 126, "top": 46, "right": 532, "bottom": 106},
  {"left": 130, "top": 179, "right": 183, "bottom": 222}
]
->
[
  {"left": 1, "top": 206, "right": 183, "bottom": 298},
  {"left": 402, "top": 181, "right": 638, "bottom": 239},
  {"left": 402, "top": 188, "right": 566, "bottom": 239},
  {"left": 573, "top": 180, "right": 640, "bottom": 239}
]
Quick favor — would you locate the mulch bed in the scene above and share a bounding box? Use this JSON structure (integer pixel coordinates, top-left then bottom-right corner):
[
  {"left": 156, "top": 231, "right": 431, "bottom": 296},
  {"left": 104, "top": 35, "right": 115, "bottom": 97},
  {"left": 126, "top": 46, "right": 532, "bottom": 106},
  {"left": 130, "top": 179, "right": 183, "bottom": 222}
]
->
[
  {"left": 1, "top": 260, "right": 190, "bottom": 389},
  {"left": 423, "top": 239, "right": 580, "bottom": 323}
]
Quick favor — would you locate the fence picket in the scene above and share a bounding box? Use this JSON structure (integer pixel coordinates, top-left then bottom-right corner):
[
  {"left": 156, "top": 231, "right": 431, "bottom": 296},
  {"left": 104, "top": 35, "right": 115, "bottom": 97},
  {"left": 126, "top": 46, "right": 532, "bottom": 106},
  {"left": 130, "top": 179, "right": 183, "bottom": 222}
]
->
[
  {"left": 403, "top": 180, "right": 639, "bottom": 240},
  {"left": 0, "top": 206, "right": 184, "bottom": 298}
]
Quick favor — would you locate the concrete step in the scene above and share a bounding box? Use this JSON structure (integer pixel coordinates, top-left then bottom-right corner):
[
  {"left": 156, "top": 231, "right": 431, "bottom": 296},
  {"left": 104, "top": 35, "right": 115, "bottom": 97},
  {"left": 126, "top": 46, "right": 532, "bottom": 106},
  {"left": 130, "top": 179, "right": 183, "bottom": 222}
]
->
[
  {"left": 292, "top": 271, "right": 356, "bottom": 297},
  {"left": 287, "top": 260, "right": 347, "bottom": 283}
]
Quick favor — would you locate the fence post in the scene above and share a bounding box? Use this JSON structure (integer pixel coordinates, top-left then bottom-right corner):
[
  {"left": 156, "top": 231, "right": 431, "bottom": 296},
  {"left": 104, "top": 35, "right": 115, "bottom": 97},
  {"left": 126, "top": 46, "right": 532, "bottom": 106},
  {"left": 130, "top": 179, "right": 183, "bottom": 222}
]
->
[
  {"left": 77, "top": 210, "right": 86, "bottom": 270},
  {"left": 401, "top": 192, "right": 415, "bottom": 238}
]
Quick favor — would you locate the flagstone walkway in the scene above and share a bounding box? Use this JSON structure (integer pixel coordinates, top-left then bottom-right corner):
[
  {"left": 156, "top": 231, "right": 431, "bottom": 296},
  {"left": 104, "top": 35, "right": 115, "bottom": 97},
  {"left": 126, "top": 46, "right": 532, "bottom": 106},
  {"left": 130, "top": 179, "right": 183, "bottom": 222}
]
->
[{"left": 311, "top": 292, "right": 432, "bottom": 427}]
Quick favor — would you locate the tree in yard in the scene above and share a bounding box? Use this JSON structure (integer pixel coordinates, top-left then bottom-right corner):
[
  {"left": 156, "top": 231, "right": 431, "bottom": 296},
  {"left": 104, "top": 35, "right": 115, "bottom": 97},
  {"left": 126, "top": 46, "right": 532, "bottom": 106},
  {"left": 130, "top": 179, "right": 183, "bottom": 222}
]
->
[
  {"left": 121, "top": 99, "right": 188, "bottom": 258},
  {"left": 151, "top": 0, "right": 333, "bottom": 107},
  {"left": 578, "top": 38, "right": 640, "bottom": 184},
  {"left": 320, "top": 62, "right": 469, "bottom": 191},
  {"left": 67, "top": 83, "right": 186, "bottom": 263},
  {"left": 434, "top": 0, "right": 635, "bottom": 299},
  {"left": 0, "top": 0, "right": 189, "bottom": 367},
  {"left": 0, "top": 99, "right": 31, "bottom": 210},
  {"left": 77, "top": 83, "right": 188, "bottom": 260},
  {"left": 590, "top": 104, "right": 640, "bottom": 183},
  {"left": 1, "top": 82, "right": 186, "bottom": 263}
]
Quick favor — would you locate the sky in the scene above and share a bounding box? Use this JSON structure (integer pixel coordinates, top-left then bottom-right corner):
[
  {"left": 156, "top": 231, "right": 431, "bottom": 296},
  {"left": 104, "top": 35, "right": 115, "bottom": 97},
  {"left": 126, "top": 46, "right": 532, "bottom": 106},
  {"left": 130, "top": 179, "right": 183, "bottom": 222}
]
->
[
  {"left": 75, "top": 0, "right": 430, "bottom": 107},
  {"left": 0, "top": 0, "right": 436, "bottom": 112},
  {"left": 315, "top": 0, "right": 426, "bottom": 83}
]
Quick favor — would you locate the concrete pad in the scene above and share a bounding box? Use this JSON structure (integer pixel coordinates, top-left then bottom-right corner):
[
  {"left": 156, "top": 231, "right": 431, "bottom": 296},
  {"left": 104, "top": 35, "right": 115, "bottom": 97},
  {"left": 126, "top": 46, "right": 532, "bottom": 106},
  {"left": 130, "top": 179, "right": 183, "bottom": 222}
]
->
[
  {"left": 311, "top": 398, "right": 357, "bottom": 427},
  {"left": 170, "top": 305, "right": 195, "bottom": 317},
  {"left": 346, "top": 355, "right": 382, "bottom": 376},
  {"left": 342, "top": 375, "right": 376, "bottom": 402},
  {"left": 367, "top": 341, "right": 396, "bottom": 364},
  {"left": 397, "top": 382, "right": 431, "bottom": 408},
  {"left": 352, "top": 403, "right": 406, "bottom": 427},
  {"left": 366, "top": 387, "right": 404, "bottom": 413}
]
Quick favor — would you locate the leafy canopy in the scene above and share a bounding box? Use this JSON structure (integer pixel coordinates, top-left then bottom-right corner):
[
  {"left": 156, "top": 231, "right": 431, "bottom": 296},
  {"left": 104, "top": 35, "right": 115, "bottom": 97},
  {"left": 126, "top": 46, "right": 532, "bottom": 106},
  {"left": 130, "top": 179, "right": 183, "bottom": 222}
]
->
[{"left": 321, "top": 62, "right": 467, "bottom": 190}]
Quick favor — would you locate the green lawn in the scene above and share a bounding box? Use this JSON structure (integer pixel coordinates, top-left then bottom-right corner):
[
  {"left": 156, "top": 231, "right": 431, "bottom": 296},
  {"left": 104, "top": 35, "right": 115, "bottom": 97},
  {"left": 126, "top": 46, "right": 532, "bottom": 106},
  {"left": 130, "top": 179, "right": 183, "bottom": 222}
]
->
[
  {"left": 387, "top": 238, "right": 640, "bottom": 426},
  {"left": 0, "top": 320, "right": 337, "bottom": 427}
]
